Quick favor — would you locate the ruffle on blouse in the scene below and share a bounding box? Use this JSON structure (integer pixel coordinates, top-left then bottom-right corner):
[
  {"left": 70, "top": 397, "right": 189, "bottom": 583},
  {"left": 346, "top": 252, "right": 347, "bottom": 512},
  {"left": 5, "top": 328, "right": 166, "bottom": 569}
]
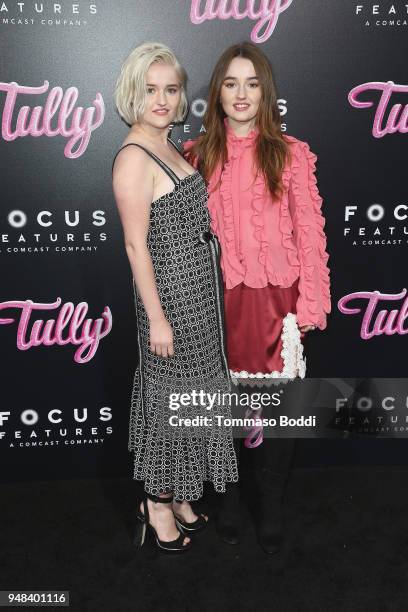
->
[
  {"left": 242, "top": 148, "right": 299, "bottom": 287},
  {"left": 250, "top": 172, "right": 268, "bottom": 265},
  {"left": 184, "top": 134, "right": 331, "bottom": 326},
  {"left": 225, "top": 117, "right": 258, "bottom": 146},
  {"left": 216, "top": 126, "right": 260, "bottom": 285},
  {"left": 217, "top": 146, "right": 247, "bottom": 282},
  {"left": 280, "top": 167, "right": 299, "bottom": 267},
  {"left": 289, "top": 140, "right": 331, "bottom": 330},
  {"left": 224, "top": 124, "right": 293, "bottom": 287}
]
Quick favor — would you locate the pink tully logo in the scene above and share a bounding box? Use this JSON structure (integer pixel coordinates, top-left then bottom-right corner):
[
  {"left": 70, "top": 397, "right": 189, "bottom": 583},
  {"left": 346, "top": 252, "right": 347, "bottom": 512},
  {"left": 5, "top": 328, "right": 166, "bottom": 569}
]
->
[
  {"left": 338, "top": 289, "right": 408, "bottom": 339},
  {"left": 190, "top": 0, "right": 294, "bottom": 43},
  {"left": 0, "top": 297, "right": 112, "bottom": 363},
  {"left": 348, "top": 81, "right": 408, "bottom": 138},
  {"left": 0, "top": 80, "right": 105, "bottom": 158}
]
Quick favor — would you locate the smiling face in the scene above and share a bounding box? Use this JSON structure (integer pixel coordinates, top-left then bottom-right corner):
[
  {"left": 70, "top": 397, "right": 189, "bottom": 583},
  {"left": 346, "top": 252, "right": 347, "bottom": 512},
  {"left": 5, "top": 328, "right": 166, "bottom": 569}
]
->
[
  {"left": 220, "top": 56, "right": 262, "bottom": 131},
  {"left": 140, "top": 61, "right": 182, "bottom": 129}
]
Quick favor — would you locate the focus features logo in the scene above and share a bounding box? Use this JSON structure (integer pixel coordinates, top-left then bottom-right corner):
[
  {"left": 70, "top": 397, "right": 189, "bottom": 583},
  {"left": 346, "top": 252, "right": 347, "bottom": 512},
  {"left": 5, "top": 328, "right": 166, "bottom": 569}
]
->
[
  {"left": 343, "top": 203, "right": 408, "bottom": 247},
  {"left": 2, "top": 209, "right": 108, "bottom": 255},
  {"left": 176, "top": 98, "right": 288, "bottom": 136},
  {"left": 335, "top": 394, "right": 408, "bottom": 434},
  {"left": 0, "top": 406, "right": 113, "bottom": 448},
  {"left": 336, "top": 396, "right": 405, "bottom": 412},
  {"left": 355, "top": 3, "right": 408, "bottom": 27},
  {"left": 0, "top": 2, "right": 98, "bottom": 27}
]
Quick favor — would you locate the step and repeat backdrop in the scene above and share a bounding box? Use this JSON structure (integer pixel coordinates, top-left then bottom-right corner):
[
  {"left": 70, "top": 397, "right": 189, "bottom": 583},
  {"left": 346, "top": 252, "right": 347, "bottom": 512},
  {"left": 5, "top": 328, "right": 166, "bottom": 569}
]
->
[{"left": 0, "top": 0, "right": 406, "bottom": 482}]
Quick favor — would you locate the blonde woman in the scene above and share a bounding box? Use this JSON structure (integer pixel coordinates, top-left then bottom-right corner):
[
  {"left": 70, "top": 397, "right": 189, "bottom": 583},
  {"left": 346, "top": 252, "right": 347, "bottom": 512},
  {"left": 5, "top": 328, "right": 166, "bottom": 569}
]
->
[{"left": 112, "top": 42, "right": 238, "bottom": 554}]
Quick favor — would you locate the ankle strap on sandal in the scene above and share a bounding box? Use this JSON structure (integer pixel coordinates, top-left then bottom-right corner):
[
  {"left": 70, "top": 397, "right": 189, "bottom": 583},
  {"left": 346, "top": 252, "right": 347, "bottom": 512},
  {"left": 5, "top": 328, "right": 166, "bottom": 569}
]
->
[{"left": 146, "top": 491, "right": 173, "bottom": 504}]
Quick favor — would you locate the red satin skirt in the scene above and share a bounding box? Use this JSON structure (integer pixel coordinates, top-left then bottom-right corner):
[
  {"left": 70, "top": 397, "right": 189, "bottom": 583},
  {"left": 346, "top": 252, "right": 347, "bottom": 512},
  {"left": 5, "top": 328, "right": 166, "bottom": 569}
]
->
[{"left": 223, "top": 280, "right": 303, "bottom": 376}]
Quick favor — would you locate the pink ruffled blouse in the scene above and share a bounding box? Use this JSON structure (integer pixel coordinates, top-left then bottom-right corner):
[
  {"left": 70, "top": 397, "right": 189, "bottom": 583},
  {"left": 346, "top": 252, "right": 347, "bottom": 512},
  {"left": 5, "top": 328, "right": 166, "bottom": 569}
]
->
[{"left": 184, "top": 123, "right": 331, "bottom": 330}]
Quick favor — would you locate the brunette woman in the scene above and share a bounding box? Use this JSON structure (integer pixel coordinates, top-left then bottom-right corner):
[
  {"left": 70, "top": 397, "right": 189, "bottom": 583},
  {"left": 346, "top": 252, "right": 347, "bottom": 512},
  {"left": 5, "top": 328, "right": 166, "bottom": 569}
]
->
[{"left": 184, "top": 41, "right": 330, "bottom": 554}]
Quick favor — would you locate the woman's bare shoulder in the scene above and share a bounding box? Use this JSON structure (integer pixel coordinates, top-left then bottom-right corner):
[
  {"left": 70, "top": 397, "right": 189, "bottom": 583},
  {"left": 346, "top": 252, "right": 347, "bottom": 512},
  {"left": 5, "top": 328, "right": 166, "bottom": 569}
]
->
[{"left": 112, "top": 141, "right": 154, "bottom": 177}]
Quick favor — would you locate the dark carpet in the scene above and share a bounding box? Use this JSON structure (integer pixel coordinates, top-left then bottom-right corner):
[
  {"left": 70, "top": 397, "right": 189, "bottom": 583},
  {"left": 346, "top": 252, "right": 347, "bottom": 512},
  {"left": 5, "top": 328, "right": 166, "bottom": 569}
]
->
[{"left": 1, "top": 467, "right": 407, "bottom": 612}]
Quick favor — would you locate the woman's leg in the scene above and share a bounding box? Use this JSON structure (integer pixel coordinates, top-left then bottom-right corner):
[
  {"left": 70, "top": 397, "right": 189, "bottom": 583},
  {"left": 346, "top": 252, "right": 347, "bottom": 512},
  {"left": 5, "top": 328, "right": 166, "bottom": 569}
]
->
[
  {"left": 172, "top": 499, "right": 208, "bottom": 523},
  {"left": 243, "top": 436, "right": 295, "bottom": 554},
  {"left": 141, "top": 492, "right": 191, "bottom": 545},
  {"left": 215, "top": 436, "right": 243, "bottom": 544},
  {"left": 243, "top": 376, "right": 320, "bottom": 553}
]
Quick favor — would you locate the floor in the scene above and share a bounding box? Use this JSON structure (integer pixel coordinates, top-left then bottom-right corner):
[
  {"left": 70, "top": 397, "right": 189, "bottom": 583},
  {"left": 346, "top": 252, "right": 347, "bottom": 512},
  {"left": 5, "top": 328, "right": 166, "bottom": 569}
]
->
[{"left": 1, "top": 466, "right": 407, "bottom": 611}]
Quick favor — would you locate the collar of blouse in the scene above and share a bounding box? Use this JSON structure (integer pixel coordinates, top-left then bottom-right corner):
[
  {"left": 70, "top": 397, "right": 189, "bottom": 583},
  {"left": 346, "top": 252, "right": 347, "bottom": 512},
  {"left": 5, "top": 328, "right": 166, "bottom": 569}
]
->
[{"left": 224, "top": 117, "right": 258, "bottom": 150}]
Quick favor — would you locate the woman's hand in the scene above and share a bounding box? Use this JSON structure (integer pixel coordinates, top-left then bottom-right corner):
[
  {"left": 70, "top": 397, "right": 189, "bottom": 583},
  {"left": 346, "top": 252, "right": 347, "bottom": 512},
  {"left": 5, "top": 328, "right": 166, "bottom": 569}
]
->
[
  {"left": 299, "top": 325, "right": 316, "bottom": 333},
  {"left": 149, "top": 317, "right": 174, "bottom": 357}
]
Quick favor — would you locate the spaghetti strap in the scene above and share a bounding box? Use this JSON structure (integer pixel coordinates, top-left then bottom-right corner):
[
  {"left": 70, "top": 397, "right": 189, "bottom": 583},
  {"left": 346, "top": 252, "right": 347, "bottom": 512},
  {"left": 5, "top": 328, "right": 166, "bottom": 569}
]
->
[
  {"left": 111, "top": 142, "right": 180, "bottom": 186},
  {"left": 167, "top": 137, "right": 182, "bottom": 155}
]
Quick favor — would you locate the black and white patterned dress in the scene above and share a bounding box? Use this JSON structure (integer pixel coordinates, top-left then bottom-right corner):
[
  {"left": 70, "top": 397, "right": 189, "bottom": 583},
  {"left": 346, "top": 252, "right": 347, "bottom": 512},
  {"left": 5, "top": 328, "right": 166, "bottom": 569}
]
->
[{"left": 112, "top": 140, "right": 239, "bottom": 501}]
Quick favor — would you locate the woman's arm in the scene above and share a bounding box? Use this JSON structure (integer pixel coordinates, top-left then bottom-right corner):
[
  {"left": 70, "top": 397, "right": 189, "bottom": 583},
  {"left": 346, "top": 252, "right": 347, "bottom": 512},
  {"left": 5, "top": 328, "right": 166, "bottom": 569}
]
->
[
  {"left": 112, "top": 146, "right": 174, "bottom": 357},
  {"left": 288, "top": 140, "right": 331, "bottom": 332}
]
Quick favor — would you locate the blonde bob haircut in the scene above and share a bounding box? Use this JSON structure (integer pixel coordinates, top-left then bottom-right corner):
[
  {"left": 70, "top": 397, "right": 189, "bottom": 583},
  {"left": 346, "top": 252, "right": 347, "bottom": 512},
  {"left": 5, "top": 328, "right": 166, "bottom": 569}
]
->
[{"left": 114, "top": 42, "right": 188, "bottom": 126}]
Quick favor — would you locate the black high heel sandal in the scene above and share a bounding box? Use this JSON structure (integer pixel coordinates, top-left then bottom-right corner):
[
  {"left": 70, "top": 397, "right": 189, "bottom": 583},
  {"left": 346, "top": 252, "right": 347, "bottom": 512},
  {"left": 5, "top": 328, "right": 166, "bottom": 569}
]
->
[
  {"left": 134, "top": 492, "right": 191, "bottom": 554},
  {"left": 172, "top": 500, "right": 208, "bottom": 535}
]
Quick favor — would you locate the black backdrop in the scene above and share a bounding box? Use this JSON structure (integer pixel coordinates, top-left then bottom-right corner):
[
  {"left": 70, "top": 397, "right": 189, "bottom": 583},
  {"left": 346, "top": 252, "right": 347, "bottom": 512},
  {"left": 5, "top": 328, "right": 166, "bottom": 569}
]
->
[{"left": 1, "top": 0, "right": 407, "bottom": 482}]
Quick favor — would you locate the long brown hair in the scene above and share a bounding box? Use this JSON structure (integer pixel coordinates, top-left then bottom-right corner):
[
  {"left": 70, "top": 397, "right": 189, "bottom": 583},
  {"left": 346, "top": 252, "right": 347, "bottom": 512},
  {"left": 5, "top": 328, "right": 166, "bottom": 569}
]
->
[{"left": 189, "top": 42, "right": 289, "bottom": 199}]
